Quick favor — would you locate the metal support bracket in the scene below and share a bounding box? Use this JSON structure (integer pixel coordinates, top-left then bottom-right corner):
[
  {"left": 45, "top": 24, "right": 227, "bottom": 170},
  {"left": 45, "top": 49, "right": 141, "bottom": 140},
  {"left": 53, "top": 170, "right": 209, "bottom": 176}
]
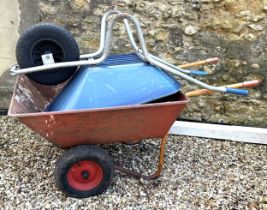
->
[
  {"left": 41, "top": 53, "right": 55, "bottom": 65},
  {"left": 114, "top": 133, "right": 168, "bottom": 180}
]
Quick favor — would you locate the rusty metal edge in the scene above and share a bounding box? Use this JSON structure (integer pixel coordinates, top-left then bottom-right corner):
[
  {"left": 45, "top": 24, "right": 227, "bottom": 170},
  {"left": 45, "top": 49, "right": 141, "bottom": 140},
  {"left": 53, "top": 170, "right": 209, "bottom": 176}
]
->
[{"left": 8, "top": 90, "right": 190, "bottom": 118}]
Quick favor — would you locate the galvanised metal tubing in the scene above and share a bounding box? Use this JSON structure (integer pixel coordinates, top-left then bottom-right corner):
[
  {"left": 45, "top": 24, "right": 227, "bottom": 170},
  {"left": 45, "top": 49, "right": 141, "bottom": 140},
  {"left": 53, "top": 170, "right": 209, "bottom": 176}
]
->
[
  {"left": 10, "top": 14, "right": 122, "bottom": 75},
  {"left": 10, "top": 11, "right": 243, "bottom": 94},
  {"left": 80, "top": 10, "right": 121, "bottom": 59},
  {"left": 82, "top": 12, "right": 205, "bottom": 75},
  {"left": 122, "top": 19, "right": 247, "bottom": 95},
  {"left": 80, "top": 12, "right": 210, "bottom": 75},
  {"left": 186, "top": 80, "right": 260, "bottom": 97},
  {"left": 123, "top": 19, "right": 193, "bottom": 75},
  {"left": 81, "top": 10, "right": 215, "bottom": 76},
  {"left": 121, "top": 15, "right": 228, "bottom": 93}
]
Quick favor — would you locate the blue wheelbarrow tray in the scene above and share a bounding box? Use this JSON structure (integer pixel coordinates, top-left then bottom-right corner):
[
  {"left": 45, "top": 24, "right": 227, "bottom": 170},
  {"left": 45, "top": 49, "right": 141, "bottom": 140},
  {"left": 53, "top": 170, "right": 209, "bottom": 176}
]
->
[{"left": 46, "top": 53, "right": 182, "bottom": 111}]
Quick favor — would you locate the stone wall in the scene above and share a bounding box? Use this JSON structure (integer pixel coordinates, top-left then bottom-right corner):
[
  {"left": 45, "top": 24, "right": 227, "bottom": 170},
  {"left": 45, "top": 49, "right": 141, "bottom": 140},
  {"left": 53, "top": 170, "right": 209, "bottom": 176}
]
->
[
  {"left": 36, "top": 0, "right": 267, "bottom": 127},
  {"left": 0, "top": 0, "right": 20, "bottom": 110}
]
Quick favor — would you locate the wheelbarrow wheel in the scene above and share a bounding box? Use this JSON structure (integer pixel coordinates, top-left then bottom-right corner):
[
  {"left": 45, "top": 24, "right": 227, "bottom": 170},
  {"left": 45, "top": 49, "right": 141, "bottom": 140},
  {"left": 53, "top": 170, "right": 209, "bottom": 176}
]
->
[
  {"left": 16, "top": 23, "right": 80, "bottom": 85},
  {"left": 55, "top": 145, "right": 114, "bottom": 198}
]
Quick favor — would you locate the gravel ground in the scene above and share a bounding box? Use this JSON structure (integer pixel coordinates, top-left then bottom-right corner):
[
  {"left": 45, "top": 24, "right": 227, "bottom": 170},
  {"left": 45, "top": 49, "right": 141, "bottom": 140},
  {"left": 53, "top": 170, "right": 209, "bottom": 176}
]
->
[{"left": 0, "top": 116, "right": 267, "bottom": 209}]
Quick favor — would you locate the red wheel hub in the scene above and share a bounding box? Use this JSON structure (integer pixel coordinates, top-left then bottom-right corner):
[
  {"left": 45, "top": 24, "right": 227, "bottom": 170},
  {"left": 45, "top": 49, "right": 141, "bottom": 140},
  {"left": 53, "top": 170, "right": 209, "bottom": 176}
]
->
[{"left": 67, "top": 160, "right": 104, "bottom": 191}]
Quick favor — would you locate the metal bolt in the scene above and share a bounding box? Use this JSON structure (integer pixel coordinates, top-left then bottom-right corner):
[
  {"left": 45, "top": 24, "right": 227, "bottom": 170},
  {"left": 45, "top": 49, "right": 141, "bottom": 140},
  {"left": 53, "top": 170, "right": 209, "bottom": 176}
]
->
[{"left": 82, "top": 171, "right": 89, "bottom": 180}]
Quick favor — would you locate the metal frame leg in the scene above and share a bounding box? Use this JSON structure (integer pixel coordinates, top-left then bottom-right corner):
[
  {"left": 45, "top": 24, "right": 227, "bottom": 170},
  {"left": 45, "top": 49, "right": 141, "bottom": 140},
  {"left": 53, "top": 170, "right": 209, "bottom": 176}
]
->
[{"left": 114, "top": 133, "right": 168, "bottom": 180}]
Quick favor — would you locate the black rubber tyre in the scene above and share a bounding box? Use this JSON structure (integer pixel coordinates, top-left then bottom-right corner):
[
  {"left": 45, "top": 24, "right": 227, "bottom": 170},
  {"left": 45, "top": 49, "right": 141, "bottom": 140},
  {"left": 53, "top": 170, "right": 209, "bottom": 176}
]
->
[
  {"left": 16, "top": 23, "right": 80, "bottom": 85},
  {"left": 55, "top": 145, "right": 114, "bottom": 198}
]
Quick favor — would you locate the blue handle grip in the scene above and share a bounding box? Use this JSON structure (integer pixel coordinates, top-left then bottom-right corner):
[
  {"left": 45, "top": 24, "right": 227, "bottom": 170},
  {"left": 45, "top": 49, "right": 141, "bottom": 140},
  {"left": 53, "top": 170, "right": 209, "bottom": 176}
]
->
[
  {"left": 189, "top": 70, "right": 208, "bottom": 76},
  {"left": 226, "top": 88, "right": 249, "bottom": 96}
]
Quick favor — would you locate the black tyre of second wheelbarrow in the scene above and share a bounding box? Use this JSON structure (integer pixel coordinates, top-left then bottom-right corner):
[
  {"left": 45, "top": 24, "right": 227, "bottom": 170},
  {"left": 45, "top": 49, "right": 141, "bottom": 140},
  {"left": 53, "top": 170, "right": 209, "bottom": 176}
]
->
[
  {"left": 55, "top": 145, "right": 114, "bottom": 198},
  {"left": 16, "top": 23, "right": 80, "bottom": 85}
]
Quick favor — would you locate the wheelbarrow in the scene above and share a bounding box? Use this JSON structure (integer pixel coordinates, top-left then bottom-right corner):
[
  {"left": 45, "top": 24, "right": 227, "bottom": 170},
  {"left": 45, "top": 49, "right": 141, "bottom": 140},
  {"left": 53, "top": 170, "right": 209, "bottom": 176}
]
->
[
  {"left": 8, "top": 74, "right": 189, "bottom": 197},
  {"left": 8, "top": 10, "right": 260, "bottom": 198}
]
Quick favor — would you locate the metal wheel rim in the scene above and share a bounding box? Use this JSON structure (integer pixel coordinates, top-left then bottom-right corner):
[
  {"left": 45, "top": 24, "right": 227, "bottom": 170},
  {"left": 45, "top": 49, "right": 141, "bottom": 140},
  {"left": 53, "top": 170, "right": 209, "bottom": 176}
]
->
[
  {"left": 67, "top": 160, "right": 104, "bottom": 191},
  {"left": 30, "top": 38, "right": 66, "bottom": 68}
]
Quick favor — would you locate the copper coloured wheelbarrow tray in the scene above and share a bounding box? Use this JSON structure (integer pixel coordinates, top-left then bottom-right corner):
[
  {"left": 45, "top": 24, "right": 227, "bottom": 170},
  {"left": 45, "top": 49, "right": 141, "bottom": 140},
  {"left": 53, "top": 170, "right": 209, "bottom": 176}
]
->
[
  {"left": 7, "top": 76, "right": 260, "bottom": 198},
  {"left": 8, "top": 75, "right": 189, "bottom": 178}
]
